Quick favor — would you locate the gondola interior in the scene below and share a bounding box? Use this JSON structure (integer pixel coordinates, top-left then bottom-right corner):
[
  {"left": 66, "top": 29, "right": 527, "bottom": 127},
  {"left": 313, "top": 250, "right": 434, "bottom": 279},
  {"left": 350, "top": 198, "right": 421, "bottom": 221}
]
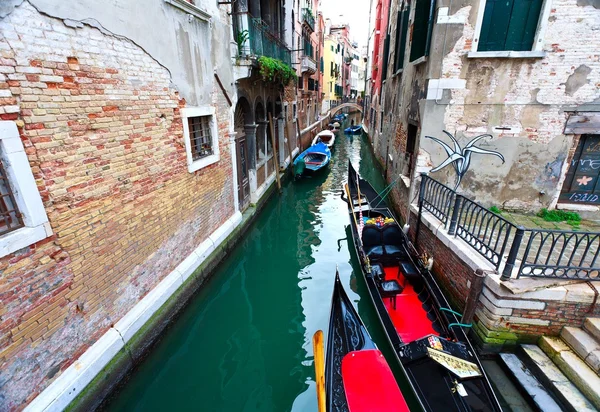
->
[{"left": 344, "top": 161, "right": 502, "bottom": 411}]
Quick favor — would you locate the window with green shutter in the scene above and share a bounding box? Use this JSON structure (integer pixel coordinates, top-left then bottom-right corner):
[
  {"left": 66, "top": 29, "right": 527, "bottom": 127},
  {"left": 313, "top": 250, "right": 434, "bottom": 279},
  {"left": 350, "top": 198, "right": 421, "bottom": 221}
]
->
[
  {"left": 409, "top": 0, "right": 436, "bottom": 62},
  {"left": 382, "top": 34, "right": 390, "bottom": 81},
  {"left": 394, "top": 3, "right": 410, "bottom": 71},
  {"left": 478, "top": 0, "right": 544, "bottom": 51}
]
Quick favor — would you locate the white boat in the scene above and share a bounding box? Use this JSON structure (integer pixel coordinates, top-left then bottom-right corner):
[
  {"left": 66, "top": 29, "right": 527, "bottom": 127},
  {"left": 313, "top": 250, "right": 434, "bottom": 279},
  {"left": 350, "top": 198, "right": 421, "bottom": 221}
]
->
[{"left": 312, "top": 130, "right": 336, "bottom": 148}]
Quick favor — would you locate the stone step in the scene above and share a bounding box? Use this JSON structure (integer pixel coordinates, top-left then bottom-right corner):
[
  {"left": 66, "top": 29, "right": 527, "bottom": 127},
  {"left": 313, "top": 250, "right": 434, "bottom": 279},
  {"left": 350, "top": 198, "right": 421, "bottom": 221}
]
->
[
  {"left": 499, "top": 353, "right": 563, "bottom": 412},
  {"left": 540, "top": 336, "right": 600, "bottom": 410},
  {"left": 584, "top": 318, "right": 600, "bottom": 342},
  {"left": 561, "top": 326, "right": 600, "bottom": 374},
  {"left": 519, "top": 344, "right": 596, "bottom": 412}
]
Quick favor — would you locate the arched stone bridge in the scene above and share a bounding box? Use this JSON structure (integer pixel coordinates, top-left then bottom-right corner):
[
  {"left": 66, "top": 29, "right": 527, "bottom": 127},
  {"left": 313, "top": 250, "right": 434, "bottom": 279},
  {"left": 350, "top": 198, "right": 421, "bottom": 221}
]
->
[{"left": 330, "top": 103, "right": 363, "bottom": 116}]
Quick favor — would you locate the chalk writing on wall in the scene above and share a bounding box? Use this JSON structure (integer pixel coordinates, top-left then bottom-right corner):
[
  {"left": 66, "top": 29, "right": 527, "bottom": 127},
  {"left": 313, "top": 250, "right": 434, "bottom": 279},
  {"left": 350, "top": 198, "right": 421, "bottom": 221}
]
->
[
  {"left": 425, "top": 131, "right": 505, "bottom": 190},
  {"left": 568, "top": 193, "right": 599, "bottom": 203},
  {"left": 560, "top": 135, "right": 600, "bottom": 205}
]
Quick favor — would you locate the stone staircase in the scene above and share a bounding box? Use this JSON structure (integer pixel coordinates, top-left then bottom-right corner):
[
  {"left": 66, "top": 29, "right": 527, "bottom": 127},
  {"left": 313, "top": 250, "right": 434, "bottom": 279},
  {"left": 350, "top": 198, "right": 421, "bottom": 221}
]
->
[{"left": 499, "top": 317, "right": 600, "bottom": 411}]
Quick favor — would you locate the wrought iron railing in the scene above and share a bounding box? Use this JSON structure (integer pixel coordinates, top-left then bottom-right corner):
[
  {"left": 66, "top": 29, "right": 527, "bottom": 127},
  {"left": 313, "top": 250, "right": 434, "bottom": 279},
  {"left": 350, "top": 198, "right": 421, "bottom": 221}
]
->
[
  {"left": 516, "top": 229, "right": 600, "bottom": 280},
  {"left": 419, "top": 176, "right": 455, "bottom": 226},
  {"left": 449, "top": 196, "right": 514, "bottom": 268},
  {"left": 417, "top": 174, "right": 600, "bottom": 280},
  {"left": 302, "top": 8, "right": 315, "bottom": 31},
  {"left": 233, "top": 12, "right": 291, "bottom": 66}
]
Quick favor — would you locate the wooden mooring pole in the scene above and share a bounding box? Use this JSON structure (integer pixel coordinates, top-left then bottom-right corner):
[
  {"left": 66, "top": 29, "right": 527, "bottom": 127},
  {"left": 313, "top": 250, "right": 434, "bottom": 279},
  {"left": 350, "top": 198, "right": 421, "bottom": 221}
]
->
[
  {"left": 461, "top": 268, "right": 487, "bottom": 325},
  {"left": 268, "top": 113, "right": 281, "bottom": 192}
]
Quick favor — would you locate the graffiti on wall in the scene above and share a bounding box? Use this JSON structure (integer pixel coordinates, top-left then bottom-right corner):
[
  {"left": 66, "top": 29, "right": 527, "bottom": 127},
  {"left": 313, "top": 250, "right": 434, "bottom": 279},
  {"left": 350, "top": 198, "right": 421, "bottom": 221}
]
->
[{"left": 426, "top": 131, "right": 505, "bottom": 190}]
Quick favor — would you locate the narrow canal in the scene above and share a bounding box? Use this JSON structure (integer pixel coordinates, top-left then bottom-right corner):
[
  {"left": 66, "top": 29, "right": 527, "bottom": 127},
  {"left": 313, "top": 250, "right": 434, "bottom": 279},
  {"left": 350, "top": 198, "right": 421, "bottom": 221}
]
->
[
  {"left": 105, "top": 112, "right": 417, "bottom": 411},
  {"left": 104, "top": 114, "right": 519, "bottom": 411}
]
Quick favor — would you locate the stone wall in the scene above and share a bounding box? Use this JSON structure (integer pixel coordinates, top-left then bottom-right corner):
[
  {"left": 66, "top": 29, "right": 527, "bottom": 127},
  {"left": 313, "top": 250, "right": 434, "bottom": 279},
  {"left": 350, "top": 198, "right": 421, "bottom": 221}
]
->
[
  {"left": 419, "top": 0, "right": 600, "bottom": 210},
  {"left": 0, "top": 3, "right": 235, "bottom": 409}
]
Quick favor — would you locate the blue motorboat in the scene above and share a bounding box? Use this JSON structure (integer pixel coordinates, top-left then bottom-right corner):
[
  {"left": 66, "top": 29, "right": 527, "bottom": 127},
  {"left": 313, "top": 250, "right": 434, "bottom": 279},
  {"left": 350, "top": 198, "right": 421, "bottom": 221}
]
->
[
  {"left": 293, "top": 142, "right": 331, "bottom": 178},
  {"left": 344, "top": 125, "right": 362, "bottom": 134},
  {"left": 332, "top": 114, "right": 345, "bottom": 122}
]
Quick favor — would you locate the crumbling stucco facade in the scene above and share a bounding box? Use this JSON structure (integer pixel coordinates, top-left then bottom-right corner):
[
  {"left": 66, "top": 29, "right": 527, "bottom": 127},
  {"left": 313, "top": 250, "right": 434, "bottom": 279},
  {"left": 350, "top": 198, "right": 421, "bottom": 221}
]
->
[{"left": 368, "top": 0, "right": 600, "bottom": 221}]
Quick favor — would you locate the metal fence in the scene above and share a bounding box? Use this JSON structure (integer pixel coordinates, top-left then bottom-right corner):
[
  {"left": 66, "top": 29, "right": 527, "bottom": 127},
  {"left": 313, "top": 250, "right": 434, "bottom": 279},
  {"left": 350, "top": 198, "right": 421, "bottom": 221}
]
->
[
  {"left": 233, "top": 12, "right": 291, "bottom": 66},
  {"left": 449, "top": 196, "right": 514, "bottom": 268},
  {"left": 420, "top": 176, "right": 455, "bottom": 226},
  {"left": 418, "top": 174, "right": 600, "bottom": 281},
  {"left": 518, "top": 229, "right": 600, "bottom": 280}
]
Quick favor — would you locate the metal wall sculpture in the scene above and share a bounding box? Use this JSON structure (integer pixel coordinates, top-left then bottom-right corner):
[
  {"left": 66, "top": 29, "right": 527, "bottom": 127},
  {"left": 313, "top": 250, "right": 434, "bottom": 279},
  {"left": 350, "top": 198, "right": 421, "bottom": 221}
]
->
[{"left": 425, "top": 131, "right": 505, "bottom": 190}]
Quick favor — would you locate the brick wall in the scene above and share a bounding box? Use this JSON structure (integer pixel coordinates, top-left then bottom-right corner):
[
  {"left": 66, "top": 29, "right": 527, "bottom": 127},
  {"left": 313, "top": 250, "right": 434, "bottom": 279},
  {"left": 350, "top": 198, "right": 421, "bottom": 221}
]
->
[
  {"left": 408, "top": 211, "right": 471, "bottom": 309},
  {"left": 0, "top": 3, "right": 234, "bottom": 409}
]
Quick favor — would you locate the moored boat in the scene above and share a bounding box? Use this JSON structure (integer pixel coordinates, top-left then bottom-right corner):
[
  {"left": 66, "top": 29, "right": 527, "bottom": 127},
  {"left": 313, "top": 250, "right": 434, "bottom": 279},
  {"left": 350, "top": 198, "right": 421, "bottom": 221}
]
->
[
  {"left": 319, "top": 271, "right": 409, "bottom": 412},
  {"left": 293, "top": 142, "right": 331, "bottom": 178},
  {"left": 344, "top": 125, "right": 362, "bottom": 134},
  {"left": 342, "top": 161, "right": 502, "bottom": 411},
  {"left": 312, "top": 130, "right": 336, "bottom": 149}
]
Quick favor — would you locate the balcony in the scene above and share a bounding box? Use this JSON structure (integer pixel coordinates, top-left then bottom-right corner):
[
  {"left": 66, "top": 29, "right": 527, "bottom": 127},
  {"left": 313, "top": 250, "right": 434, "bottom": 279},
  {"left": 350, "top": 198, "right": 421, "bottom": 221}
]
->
[
  {"left": 233, "top": 12, "right": 292, "bottom": 67},
  {"left": 301, "top": 55, "right": 316, "bottom": 74},
  {"left": 302, "top": 8, "right": 315, "bottom": 32}
]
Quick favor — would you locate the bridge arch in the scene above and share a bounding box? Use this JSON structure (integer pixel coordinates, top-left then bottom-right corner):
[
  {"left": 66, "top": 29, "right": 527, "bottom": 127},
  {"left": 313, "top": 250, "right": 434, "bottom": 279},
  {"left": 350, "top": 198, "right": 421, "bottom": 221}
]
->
[{"left": 330, "top": 103, "right": 363, "bottom": 116}]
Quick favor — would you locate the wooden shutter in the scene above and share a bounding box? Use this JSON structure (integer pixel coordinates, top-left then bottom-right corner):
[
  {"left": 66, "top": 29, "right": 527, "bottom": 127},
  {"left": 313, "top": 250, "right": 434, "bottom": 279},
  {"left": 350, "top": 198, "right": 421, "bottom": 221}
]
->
[
  {"left": 478, "top": 0, "right": 513, "bottom": 51},
  {"left": 478, "top": 0, "right": 543, "bottom": 52},
  {"left": 395, "top": 5, "right": 410, "bottom": 70},
  {"left": 505, "top": 0, "right": 543, "bottom": 51},
  {"left": 409, "top": 0, "right": 436, "bottom": 62},
  {"left": 382, "top": 34, "right": 390, "bottom": 82},
  {"left": 394, "top": 11, "right": 402, "bottom": 72}
]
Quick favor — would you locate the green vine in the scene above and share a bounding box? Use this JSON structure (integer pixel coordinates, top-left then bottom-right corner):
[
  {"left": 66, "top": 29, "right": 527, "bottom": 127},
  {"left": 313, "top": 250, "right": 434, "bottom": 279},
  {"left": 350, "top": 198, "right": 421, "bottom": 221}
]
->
[{"left": 258, "top": 56, "right": 297, "bottom": 86}]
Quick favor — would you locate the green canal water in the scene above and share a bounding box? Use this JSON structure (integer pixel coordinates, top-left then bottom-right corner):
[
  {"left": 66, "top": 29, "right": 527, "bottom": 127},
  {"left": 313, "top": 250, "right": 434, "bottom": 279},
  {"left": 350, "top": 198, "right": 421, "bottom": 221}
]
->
[{"left": 105, "top": 114, "right": 521, "bottom": 411}]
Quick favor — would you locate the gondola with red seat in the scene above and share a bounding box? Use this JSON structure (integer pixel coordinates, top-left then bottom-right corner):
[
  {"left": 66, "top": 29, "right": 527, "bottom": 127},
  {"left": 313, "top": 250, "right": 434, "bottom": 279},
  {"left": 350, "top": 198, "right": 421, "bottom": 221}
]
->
[{"left": 342, "top": 161, "right": 502, "bottom": 412}]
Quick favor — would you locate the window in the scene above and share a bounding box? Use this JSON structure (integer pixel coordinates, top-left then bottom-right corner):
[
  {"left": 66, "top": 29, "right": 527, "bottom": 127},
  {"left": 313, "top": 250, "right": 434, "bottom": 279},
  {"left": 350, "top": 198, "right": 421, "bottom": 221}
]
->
[
  {"left": 188, "top": 116, "right": 213, "bottom": 160},
  {"left": 0, "top": 121, "right": 52, "bottom": 258},
  {"left": 330, "top": 61, "right": 334, "bottom": 76},
  {"left": 393, "top": 4, "right": 410, "bottom": 72},
  {"left": 478, "top": 0, "right": 543, "bottom": 52},
  {"left": 410, "top": 0, "right": 436, "bottom": 62},
  {"left": 293, "top": 103, "right": 297, "bottom": 119},
  {"left": 331, "top": 45, "right": 334, "bottom": 52},
  {"left": 382, "top": 34, "right": 390, "bottom": 81},
  {"left": 0, "top": 161, "right": 24, "bottom": 236},
  {"left": 182, "top": 106, "right": 220, "bottom": 172}
]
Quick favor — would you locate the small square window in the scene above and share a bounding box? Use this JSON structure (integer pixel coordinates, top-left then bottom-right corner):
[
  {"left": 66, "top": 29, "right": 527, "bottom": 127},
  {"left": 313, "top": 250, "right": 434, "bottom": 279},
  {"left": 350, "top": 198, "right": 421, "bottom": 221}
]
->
[
  {"left": 187, "top": 116, "right": 213, "bottom": 161},
  {"left": 181, "top": 106, "right": 220, "bottom": 173}
]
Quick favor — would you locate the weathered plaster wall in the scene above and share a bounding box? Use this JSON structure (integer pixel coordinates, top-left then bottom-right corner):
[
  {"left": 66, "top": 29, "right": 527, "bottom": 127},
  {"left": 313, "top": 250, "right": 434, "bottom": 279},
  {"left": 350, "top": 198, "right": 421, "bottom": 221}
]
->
[
  {"left": 418, "top": 0, "right": 600, "bottom": 210},
  {"left": 0, "top": 2, "right": 235, "bottom": 408},
  {"left": 1, "top": 0, "right": 236, "bottom": 106}
]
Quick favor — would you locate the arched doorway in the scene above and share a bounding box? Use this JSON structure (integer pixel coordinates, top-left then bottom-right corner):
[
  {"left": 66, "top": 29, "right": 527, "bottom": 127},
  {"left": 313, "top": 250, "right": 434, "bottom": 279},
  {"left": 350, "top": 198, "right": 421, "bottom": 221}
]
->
[{"left": 234, "top": 97, "right": 252, "bottom": 210}]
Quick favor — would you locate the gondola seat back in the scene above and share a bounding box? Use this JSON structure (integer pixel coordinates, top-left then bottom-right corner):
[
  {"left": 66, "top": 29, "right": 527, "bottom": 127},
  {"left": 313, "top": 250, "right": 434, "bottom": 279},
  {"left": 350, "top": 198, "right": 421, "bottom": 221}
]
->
[
  {"left": 362, "top": 225, "right": 382, "bottom": 258},
  {"left": 361, "top": 223, "right": 408, "bottom": 263}
]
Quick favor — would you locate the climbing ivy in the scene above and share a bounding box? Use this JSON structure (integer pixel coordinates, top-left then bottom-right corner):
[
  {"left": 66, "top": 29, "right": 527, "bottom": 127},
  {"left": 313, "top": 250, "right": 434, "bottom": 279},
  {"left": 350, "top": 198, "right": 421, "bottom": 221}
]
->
[{"left": 258, "top": 56, "right": 297, "bottom": 86}]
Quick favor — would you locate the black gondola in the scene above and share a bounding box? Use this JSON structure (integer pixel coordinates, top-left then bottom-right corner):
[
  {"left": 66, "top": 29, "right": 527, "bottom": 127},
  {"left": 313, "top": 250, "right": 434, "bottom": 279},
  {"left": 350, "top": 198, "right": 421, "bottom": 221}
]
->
[
  {"left": 342, "top": 161, "right": 502, "bottom": 412},
  {"left": 324, "top": 271, "right": 408, "bottom": 412}
]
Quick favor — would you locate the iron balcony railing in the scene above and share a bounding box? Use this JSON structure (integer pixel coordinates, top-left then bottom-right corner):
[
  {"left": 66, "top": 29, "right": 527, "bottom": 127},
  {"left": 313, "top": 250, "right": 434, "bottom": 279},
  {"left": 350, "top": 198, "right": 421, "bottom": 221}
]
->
[
  {"left": 233, "top": 12, "right": 291, "bottom": 66},
  {"left": 418, "top": 174, "right": 600, "bottom": 281},
  {"left": 302, "top": 8, "right": 315, "bottom": 31}
]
